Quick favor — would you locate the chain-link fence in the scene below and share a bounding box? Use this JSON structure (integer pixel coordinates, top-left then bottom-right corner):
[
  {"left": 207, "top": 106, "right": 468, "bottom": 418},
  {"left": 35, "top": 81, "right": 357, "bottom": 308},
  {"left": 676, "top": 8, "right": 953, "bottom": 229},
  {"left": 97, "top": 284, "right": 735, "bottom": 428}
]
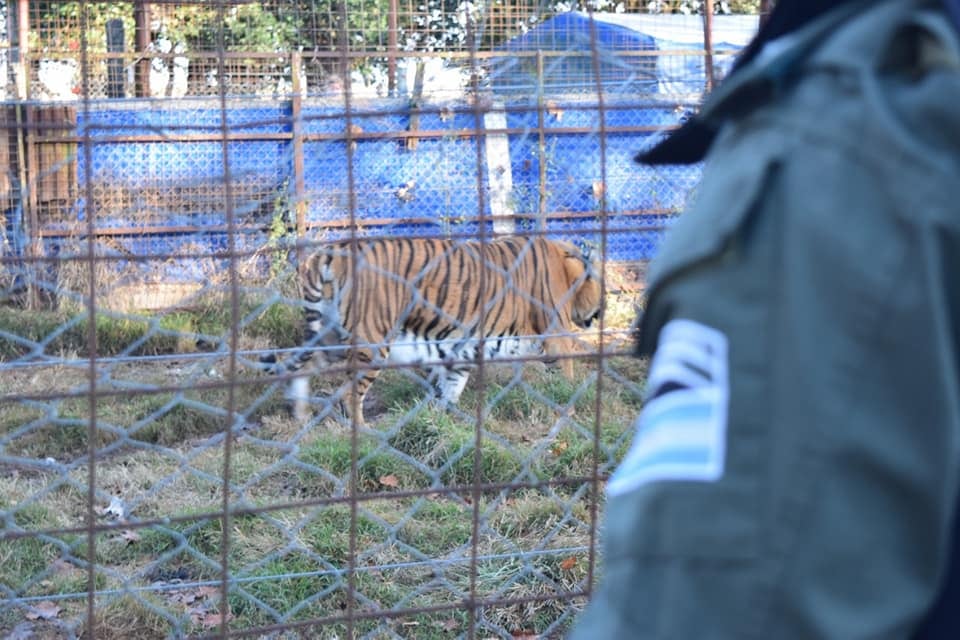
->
[{"left": 1, "top": 2, "right": 759, "bottom": 638}]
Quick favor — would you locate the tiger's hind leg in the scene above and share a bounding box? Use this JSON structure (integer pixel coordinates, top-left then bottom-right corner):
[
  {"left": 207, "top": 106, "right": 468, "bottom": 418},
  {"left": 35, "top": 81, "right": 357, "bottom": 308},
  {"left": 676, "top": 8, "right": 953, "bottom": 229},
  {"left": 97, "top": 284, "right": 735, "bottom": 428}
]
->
[
  {"left": 332, "top": 347, "right": 383, "bottom": 427},
  {"left": 431, "top": 365, "right": 472, "bottom": 410},
  {"left": 287, "top": 375, "right": 312, "bottom": 423},
  {"left": 276, "top": 317, "right": 344, "bottom": 423}
]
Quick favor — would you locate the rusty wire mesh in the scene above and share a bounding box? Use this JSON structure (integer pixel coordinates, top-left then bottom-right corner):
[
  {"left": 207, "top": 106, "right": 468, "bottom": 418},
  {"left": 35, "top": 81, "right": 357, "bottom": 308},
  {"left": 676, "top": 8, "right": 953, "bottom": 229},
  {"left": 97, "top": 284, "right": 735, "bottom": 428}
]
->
[{"left": 1, "top": 2, "right": 758, "bottom": 638}]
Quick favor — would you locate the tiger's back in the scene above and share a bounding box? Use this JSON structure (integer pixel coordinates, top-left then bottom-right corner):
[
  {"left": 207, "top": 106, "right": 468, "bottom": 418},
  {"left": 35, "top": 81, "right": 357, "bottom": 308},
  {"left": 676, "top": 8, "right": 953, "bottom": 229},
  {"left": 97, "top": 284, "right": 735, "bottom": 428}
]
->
[{"left": 272, "top": 236, "right": 602, "bottom": 424}]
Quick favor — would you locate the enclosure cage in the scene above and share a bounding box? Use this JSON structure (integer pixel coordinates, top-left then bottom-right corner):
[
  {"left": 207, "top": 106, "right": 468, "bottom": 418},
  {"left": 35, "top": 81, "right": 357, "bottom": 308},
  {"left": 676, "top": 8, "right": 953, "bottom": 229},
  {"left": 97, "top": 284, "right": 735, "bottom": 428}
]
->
[{"left": 1, "top": 2, "right": 761, "bottom": 638}]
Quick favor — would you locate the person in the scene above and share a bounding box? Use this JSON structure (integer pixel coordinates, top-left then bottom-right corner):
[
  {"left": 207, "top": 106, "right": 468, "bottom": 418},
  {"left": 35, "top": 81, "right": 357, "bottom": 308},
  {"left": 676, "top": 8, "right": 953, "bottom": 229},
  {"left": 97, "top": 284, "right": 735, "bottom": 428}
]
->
[{"left": 571, "top": 0, "right": 960, "bottom": 637}]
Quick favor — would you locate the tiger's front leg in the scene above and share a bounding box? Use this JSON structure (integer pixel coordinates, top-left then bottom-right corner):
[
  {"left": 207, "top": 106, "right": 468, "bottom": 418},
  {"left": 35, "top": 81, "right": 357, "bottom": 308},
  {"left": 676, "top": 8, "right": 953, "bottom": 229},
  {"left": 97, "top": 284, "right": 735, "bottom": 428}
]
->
[{"left": 543, "top": 335, "right": 578, "bottom": 380}]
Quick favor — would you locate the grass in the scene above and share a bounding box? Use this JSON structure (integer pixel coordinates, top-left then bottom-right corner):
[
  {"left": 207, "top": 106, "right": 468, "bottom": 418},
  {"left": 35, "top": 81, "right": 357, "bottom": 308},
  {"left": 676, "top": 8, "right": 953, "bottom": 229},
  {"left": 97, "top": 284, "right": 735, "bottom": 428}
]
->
[
  {"left": 0, "top": 278, "right": 647, "bottom": 638},
  {"left": 0, "top": 294, "right": 303, "bottom": 362}
]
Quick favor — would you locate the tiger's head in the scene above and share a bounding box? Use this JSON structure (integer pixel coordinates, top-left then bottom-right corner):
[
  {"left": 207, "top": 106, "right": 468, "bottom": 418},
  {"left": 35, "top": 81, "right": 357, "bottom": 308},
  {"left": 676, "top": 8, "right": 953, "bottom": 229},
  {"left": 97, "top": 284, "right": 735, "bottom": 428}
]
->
[{"left": 558, "top": 241, "right": 603, "bottom": 329}]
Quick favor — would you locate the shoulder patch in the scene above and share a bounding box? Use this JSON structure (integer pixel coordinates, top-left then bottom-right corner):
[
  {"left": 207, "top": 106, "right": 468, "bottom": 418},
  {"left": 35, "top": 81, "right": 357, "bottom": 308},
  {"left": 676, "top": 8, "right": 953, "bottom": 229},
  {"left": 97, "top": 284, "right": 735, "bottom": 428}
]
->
[{"left": 608, "top": 318, "right": 729, "bottom": 496}]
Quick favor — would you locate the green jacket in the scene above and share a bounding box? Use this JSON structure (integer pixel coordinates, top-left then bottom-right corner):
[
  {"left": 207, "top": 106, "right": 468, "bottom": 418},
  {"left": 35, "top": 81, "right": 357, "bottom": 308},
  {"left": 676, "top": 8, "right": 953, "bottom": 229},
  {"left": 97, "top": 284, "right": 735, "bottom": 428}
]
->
[{"left": 572, "top": 1, "right": 960, "bottom": 638}]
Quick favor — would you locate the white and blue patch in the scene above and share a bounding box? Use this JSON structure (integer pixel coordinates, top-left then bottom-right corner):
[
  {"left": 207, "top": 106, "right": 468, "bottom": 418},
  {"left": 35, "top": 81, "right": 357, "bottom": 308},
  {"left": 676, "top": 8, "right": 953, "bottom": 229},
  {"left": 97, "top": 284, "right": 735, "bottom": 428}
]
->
[{"left": 607, "top": 318, "right": 729, "bottom": 496}]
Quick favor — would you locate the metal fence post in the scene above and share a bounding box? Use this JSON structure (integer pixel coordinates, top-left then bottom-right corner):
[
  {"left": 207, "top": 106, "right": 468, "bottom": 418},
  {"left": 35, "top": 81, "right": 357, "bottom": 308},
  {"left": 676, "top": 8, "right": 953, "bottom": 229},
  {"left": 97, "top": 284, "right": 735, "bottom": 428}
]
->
[
  {"left": 703, "top": 0, "right": 715, "bottom": 93},
  {"left": 483, "top": 101, "right": 515, "bottom": 236},
  {"left": 12, "top": 0, "right": 40, "bottom": 308},
  {"left": 134, "top": 1, "right": 151, "bottom": 98},
  {"left": 291, "top": 51, "right": 307, "bottom": 259},
  {"left": 388, "top": 0, "right": 398, "bottom": 96},
  {"left": 106, "top": 19, "right": 126, "bottom": 99},
  {"left": 537, "top": 50, "right": 547, "bottom": 231}
]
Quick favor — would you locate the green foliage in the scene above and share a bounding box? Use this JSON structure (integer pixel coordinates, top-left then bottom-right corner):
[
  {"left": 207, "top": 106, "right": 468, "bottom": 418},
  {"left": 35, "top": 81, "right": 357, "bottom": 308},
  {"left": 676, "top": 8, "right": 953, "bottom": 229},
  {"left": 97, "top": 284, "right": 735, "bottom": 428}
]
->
[
  {"left": 27, "top": 1, "right": 391, "bottom": 56},
  {"left": 266, "top": 180, "right": 296, "bottom": 283},
  {"left": 31, "top": 2, "right": 135, "bottom": 52},
  {"left": 213, "top": 5, "right": 301, "bottom": 52}
]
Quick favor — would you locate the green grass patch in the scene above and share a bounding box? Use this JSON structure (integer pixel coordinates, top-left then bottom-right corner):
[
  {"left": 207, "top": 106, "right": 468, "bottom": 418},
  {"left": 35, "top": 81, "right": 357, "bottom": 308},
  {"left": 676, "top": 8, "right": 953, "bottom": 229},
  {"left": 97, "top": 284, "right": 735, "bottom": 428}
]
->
[
  {"left": 90, "top": 526, "right": 182, "bottom": 566},
  {"left": 386, "top": 407, "right": 524, "bottom": 488},
  {"left": 4, "top": 398, "right": 227, "bottom": 461},
  {"left": 0, "top": 536, "right": 62, "bottom": 593},
  {"left": 302, "top": 431, "right": 432, "bottom": 492},
  {"left": 302, "top": 505, "right": 390, "bottom": 566},
  {"left": 4, "top": 420, "right": 95, "bottom": 461},
  {"left": 485, "top": 382, "right": 542, "bottom": 422},
  {"left": 234, "top": 552, "right": 337, "bottom": 625},
  {"left": 0, "top": 295, "right": 304, "bottom": 361},
  {"left": 490, "top": 492, "right": 566, "bottom": 539},
  {"left": 0, "top": 307, "right": 65, "bottom": 360},
  {"left": 533, "top": 373, "right": 599, "bottom": 414},
  {"left": 397, "top": 499, "right": 473, "bottom": 556},
  {"left": 376, "top": 369, "right": 432, "bottom": 412},
  {"left": 0, "top": 311, "right": 183, "bottom": 360},
  {"left": 78, "top": 594, "right": 173, "bottom": 640},
  {"left": 0, "top": 285, "right": 648, "bottom": 638},
  {"left": 243, "top": 301, "right": 302, "bottom": 349},
  {"left": 0, "top": 403, "right": 45, "bottom": 434}
]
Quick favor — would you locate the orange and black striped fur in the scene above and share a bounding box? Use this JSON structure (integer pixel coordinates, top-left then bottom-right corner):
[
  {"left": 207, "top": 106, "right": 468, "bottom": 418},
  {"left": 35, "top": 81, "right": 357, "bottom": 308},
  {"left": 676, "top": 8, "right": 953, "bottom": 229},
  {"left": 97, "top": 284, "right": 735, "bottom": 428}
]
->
[{"left": 260, "top": 236, "right": 602, "bottom": 425}]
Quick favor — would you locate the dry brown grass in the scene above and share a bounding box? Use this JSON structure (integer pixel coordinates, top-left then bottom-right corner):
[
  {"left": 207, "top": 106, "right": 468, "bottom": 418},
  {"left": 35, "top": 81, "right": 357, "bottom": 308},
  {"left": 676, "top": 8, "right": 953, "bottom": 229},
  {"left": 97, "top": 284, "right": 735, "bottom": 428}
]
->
[{"left": 0, "top": 277, "right": 647, "bottom": 638}]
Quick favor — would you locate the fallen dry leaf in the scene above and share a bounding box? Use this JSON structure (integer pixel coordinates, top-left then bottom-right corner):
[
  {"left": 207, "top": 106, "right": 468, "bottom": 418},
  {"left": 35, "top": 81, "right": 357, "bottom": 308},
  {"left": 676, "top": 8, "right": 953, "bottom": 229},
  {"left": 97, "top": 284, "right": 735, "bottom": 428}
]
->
[
  {"left": 190, "top": 605, "right": 233, "bottom": 629},
  {"left": 197, "top": 585, "right": 220, "bottom": 600},
  {"left": 170, "top": 585, "right": 219, "bottom": 607},
  {"left": 49, "top": 558, "right": 73, "bottom": 574},
  {"left": 25, "top": 600, "right": 61, "bottom": 621},
  {"left": 559, "top": 556, "right": 577, "bottom": 571},
  {"left": 379, "top": 474, "right": 400, "bottom": 488},
  {"left": 170, "top": 591, "right": 198, "bottom": 606},
  {"left": 201, "top": 610, "right": 233, "bottom": 629},
  {"left": 119, "top": 529, "right": 141, "bottom": 544},
  {"left": 435, "top": 618, "right": 459, "bottom": 631}
]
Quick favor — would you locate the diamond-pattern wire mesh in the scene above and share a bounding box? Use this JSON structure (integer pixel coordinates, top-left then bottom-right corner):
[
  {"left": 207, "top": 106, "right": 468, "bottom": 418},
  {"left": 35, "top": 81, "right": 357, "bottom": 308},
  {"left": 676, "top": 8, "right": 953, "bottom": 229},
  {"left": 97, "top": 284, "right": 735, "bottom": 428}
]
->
[{"left": 1, "top": 3, "right": 757, "bottom": 638}]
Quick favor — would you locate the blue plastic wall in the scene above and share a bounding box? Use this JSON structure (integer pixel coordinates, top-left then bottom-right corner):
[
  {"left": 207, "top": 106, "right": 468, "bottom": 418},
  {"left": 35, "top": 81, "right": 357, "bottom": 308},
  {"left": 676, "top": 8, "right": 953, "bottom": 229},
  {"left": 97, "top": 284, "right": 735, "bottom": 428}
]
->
[{"left": 24, "top": 99, "right": 699, "bottom": 279}]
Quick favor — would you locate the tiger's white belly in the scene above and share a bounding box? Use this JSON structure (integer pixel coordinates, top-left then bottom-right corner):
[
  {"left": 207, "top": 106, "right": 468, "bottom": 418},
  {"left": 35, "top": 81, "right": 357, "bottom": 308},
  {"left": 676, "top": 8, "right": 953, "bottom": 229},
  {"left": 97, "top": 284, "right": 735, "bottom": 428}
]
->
[{"left": 387, "top": 331, "right": 540, "bottom": 366}]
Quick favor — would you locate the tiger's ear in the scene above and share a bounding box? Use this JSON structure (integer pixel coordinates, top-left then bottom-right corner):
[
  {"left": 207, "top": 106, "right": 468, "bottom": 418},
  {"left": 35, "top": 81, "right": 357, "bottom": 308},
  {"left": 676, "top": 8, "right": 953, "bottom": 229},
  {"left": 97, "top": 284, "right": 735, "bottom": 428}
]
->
[
  {"left": 562, "top": 248, "right": 593, "bottom": 299},
  {"left": 578, "top": 241, "right": 594, "bottom": 264}
]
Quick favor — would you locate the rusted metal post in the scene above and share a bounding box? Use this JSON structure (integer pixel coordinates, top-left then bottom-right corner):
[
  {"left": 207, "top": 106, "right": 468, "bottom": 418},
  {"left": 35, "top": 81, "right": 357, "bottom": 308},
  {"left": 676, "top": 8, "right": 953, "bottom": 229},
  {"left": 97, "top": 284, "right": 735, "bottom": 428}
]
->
[
  {"left": 536, "top": 50, "right": 547, "bottom": 231},
  {"left": 291, "top": 52, "right": 307, "bottom": 257},
  {"left": 387, "top": 0, "right": 398, "bottom": 96},
  {"left": 13, "top": 0, "right": 41, "bottom": 307},
  {"left": 134, "top": 1, "right": 151, "bottom": 98},
  {"left": 106, "top": 19, "right": 126, "bottom": 98},
  {"left": 702, "top": 0, "right": 715, "bottom": 94},
  {"left": 759, "top": 0, "right": 774, "bottom": 28},
  {"left": 14, "top": 0, "right": 29, "bottom": 98}
]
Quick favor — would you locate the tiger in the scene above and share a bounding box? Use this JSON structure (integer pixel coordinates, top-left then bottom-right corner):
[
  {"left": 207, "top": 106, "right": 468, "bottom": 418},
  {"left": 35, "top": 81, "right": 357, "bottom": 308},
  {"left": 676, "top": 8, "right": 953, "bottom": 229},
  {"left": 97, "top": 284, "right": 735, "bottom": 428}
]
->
[{"left": 258, "top": 235, "right": 603, "bottom": 426}]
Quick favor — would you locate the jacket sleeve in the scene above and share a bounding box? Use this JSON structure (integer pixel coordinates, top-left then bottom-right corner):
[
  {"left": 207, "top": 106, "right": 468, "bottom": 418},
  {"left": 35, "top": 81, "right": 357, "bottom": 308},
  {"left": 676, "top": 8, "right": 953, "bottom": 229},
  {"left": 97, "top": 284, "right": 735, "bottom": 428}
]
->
[{"left": 572, "top": 3, "right": 960, "bottom": 635}]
